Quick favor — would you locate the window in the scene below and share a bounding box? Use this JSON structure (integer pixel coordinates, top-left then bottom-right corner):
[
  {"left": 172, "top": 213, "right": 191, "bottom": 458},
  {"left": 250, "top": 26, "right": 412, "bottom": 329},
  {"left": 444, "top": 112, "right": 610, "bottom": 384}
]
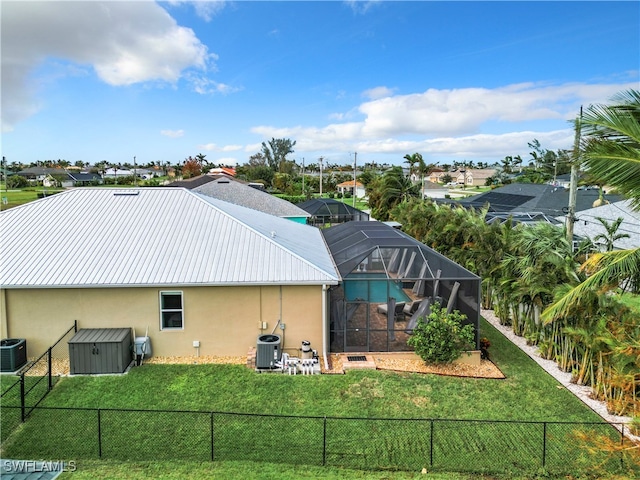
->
[{"left": 160, "top": 291, "right": 183, "bottom": 330}]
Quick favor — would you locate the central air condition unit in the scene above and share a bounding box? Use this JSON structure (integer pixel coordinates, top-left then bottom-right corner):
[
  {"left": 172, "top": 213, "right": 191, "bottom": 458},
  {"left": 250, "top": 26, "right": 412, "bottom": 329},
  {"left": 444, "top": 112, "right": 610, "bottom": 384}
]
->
[{"left": 256, "top": 334, "right": 282, "bottom": 369}]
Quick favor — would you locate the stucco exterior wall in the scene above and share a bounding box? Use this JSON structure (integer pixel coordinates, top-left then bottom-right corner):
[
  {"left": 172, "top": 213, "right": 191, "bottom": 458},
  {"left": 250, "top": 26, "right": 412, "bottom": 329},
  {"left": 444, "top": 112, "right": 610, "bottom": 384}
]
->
[{"left": 1, "top": 285, "right": 324, "bottom": 359}]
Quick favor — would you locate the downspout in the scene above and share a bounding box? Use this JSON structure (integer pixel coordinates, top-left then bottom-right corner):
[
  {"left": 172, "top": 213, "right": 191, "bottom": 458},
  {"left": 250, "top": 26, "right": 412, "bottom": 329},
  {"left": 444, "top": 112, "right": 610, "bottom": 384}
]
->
[
  {"left": 322, "top": 284, "right": 329, "bottom": 371},
  {"left": 0, "top": 289, "right": 8, "bottom": 338}
]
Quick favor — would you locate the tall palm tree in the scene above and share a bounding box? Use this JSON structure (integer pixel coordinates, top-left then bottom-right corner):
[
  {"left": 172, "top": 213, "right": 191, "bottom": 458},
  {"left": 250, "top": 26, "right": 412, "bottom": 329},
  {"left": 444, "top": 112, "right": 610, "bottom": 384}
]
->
[
  {"left": 593, "top": 216, "right": 630, "bottom": 251},
  {"left": 542, "top": 89, "right": 640, "bottom": 322}
]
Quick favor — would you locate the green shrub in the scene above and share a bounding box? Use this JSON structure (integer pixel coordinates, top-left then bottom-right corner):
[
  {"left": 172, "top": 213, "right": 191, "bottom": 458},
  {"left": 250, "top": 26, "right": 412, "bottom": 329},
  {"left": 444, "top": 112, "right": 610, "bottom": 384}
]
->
[
  {"left": 407, "top": 303, "right": 475, "bottom": 364},
  {"left": 6, "top": 176, "right": 28, "bottom": 189}
]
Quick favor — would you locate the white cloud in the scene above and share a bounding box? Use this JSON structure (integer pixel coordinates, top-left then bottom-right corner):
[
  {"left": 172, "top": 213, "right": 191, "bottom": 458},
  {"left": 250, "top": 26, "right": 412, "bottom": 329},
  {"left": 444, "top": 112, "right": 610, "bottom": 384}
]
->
[
  {"left": 197, "top": 143, "right": 243, "bottom": 152},
  {"left": 161, "top": 129, "right": 185, "bottom": 138},
  {"left": 344, "top": 0, "right": 382, "bottom": 15},
  {"left": 250, "top": 81, "right": 635, "bottom": 163},
  {"left": 189, "top": 75, "right": 242, "bottom": 95},
  {"left": 1, "top": 0, "right": 212, "bottom": 131},
  {"left": 214, "top": 157, "right": 238, "bottom": 167},
  {"left": 362, "top": 86, "right": 395, "bottom": 100}
]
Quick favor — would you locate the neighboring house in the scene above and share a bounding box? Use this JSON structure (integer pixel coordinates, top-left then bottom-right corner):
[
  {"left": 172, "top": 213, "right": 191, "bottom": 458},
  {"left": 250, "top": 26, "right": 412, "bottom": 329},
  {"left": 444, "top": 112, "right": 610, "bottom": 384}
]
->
[
  {"left": 66, "top": 171, "right": 103, "bottom": 187},
  {"left": 16, "top": 168, "right": 102, "bottom": 187},
  {"left": 102, "top": 167, "right": 133, "bottom": 178},
  {"left": 208, "top": 167, "right": 236, "bottom": 177},
  {"left": 168, "top": 175, "right": 311, "bottom": 224},
  {"left": 16, "top": 167, "right": 63, "bottom": 184},
  {"left": 452, "top": 169, "right": 497, "bottom": 187},
  {"left": 454, "top": 183, "right": 624, "bottom": 217},
  {"left": 556, "top": 200, "right": 640, "bottom": 251},
  {"left": 336, "top": 180, "right": 366, "bottom": 199},
  {"left": 428, "top": 169, "right": 447, "bottom": 184},
  {"left": 421, "top": 180, "right": 449, "bottom": 199},
  {"left": 0, "top": 188, "right": 340, "bottom": 361}
]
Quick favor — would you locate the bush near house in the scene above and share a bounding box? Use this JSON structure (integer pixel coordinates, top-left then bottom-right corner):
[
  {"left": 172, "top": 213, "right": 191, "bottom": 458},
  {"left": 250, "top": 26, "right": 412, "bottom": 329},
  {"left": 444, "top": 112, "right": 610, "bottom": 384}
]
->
[{"left": 408, "top": 304, "right": 475, "bottom": 364}]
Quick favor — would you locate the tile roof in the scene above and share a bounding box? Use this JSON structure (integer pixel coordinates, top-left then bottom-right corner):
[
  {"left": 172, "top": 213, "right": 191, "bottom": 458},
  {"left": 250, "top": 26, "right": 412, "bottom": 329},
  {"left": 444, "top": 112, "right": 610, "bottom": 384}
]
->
[{"left": 0, "top": 188, "right": 339, "bottom": 288}]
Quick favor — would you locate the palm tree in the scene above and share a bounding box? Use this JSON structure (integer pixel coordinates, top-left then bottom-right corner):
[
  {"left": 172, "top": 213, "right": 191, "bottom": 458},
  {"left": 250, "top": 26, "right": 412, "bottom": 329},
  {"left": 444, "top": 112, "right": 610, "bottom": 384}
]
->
[
  {"left": 593, "top": 216, "right": 630, "bottom": 251},
  {"left": 542, "top": 89, "right": 640, "bottom": 323}
]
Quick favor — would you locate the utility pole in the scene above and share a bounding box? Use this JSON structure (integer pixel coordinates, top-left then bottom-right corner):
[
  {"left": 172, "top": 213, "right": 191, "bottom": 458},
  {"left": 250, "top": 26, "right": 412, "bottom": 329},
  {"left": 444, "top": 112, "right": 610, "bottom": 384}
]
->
[
  {"left": 352, "top": 151, "right": 357, "bottom": 208},
  {"left": 319, "top": 156, "right": 324, "bottom": 197},
  {"left": 301, "top": 158, "right": 305, "bottom": 197},
  {"left": 566, "top": 107, "right": 582, "bottom": 245},
  {"left": 133, "top": 156, "right": 137, "bottom": 187}
]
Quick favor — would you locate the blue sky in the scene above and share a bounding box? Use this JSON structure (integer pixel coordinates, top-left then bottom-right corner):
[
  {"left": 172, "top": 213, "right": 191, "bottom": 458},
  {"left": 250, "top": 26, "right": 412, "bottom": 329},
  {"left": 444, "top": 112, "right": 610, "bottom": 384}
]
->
[{"left": 2, "top": 1, "right": 639, "bottom": 168}]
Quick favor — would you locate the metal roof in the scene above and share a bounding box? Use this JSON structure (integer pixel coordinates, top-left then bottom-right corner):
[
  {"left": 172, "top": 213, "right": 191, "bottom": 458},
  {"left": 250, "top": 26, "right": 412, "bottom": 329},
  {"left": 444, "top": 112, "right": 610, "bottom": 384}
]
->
[{"left": 0, "top": 188, "right": 339, "bottom": 288}]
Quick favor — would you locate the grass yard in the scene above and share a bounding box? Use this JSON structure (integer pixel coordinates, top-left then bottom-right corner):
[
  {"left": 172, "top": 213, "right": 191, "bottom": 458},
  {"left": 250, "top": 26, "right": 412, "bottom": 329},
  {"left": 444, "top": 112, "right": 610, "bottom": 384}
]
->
[
  {"left": 0, "top": 188, "right": 64, "bottom": 210},
  {"left": 0, "top": 319, "right": 632, "bottom": 478}
]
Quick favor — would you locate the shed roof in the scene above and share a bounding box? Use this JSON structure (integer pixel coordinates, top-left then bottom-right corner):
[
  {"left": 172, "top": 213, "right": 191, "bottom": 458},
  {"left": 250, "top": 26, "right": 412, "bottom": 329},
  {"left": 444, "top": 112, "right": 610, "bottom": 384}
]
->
[{"left": 0, "top": 188, "right": 339, "bottom": 288}]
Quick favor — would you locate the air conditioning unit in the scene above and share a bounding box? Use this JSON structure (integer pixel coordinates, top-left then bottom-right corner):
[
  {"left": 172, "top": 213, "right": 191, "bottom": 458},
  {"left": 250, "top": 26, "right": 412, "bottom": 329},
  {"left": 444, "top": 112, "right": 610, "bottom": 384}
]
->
[
  {"left": 256, "top": 334, "right": 281, "bottom": 369},
  {"left": 0, "top": 338, "right": 27, "bottom": 372}
]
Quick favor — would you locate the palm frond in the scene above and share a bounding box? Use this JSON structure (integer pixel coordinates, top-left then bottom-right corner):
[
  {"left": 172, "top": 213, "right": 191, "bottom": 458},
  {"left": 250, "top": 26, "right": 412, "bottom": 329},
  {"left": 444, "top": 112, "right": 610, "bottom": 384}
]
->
[{"left": 542, "top": 247, "right": 640, "bottom": 323}]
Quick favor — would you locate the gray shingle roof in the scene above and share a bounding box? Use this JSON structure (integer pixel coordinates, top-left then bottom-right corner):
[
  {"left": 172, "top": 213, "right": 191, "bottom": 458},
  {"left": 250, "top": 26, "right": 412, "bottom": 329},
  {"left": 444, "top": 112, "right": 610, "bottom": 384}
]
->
[
  {"left": 555, "top": 200, "right": 640, "bottom": 250},
  {"left": 172, "top": 176, "right": 310, "bottom": 219},
  {"left": 0, "top": 188, "right": 339, "bottom": 288}
]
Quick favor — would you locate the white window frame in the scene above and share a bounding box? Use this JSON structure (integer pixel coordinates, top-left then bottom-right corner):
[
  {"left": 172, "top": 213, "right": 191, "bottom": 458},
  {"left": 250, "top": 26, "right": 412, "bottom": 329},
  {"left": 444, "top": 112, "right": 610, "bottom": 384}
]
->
[{"left": 159, "top": 291, "right": 184, "bottom": 330}]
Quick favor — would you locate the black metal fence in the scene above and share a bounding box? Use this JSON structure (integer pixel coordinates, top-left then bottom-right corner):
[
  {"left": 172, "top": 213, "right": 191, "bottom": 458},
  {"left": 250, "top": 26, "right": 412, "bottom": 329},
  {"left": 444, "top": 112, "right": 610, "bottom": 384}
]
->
[
  {"left": 0, "top": 405, "right": 636, "bottom": 477},
  {"left": 0, "top": 321, "right": 77, "bottom": 440}
]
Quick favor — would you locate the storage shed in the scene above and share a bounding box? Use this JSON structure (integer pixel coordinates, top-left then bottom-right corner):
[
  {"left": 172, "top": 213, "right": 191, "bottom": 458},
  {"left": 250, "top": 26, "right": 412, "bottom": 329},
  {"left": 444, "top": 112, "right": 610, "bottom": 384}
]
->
[{"left": 68, "top": 328, "right": 132, "bottom": 374}]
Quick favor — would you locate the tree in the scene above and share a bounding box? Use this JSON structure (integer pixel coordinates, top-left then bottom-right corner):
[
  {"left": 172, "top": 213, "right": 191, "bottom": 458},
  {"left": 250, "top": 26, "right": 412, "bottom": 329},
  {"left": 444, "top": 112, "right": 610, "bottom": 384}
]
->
[
  {"left": 542, "top": 89, "right": 640, "bottom": 322},
  {"left": 368, "top": 166, "right": 420, "bottom": 221},
  {"left": 261, "top": 138, "right": 296, "bottom": 173},
  {"left": 593, "top": 216, "right": 630, "bottom": 252},
  {"left": 182, "top": 156, "right": 202, "bottom": 179}
]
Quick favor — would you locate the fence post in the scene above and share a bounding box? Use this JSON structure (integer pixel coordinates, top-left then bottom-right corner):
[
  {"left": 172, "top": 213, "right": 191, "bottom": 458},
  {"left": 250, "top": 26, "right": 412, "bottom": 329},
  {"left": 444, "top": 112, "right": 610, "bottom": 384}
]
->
[
  {"left": 210, "top": 412, "right": 219, "bottom": 462},
  {"left": 430, "top": 419, "right": 434, "bottom": 467},
  {"left": 542, "top": 422, "right": 547, "bottom": 468},
  {"left": 98, "top": 409, "right": 102, "bottom": 458},
  {"left": 323, "top": 416, "right": 327, "bottom": 466},
  {"left": 19, "top": 374, "right": 25, "bottom": 422},
  {"left": 48, "top": 347, "right": 53, "bottom": 391},
  {"left": 620, "top": 423, "right": 625, "bottom": 470}
]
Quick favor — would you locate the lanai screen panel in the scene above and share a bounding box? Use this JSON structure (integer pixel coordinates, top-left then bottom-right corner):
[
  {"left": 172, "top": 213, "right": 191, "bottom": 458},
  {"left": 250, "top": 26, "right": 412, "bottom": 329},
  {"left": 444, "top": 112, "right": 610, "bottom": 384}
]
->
[{"left": 324, "top": 222, "right": 481, "bottom": 353}]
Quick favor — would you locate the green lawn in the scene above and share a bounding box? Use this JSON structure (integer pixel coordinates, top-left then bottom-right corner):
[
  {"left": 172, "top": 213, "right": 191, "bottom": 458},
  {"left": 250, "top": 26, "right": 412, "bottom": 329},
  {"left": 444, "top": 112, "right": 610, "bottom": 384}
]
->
[
  {"left": 2, "top": 319, "right": 633, "bottom": 478},
  {"left": 0, "top": 188, "right": 65, "bottom": 210}
]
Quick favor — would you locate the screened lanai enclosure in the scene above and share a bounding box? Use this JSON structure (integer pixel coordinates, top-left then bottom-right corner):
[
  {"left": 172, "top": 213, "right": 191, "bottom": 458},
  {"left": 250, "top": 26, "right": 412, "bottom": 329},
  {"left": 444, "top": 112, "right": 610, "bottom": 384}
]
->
[
  {"left": 322, "top": 222, "right": 481, "bottom": 353},
  {"left": 297, "top": 198, "right": 370, "bottom": 226}
]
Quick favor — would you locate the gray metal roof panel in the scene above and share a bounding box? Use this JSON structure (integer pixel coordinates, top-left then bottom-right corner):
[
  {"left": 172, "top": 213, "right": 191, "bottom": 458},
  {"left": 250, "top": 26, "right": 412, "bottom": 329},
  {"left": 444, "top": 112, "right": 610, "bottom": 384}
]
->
[{"left": 0, "top": 188, "right": 339, "bottom": 288}]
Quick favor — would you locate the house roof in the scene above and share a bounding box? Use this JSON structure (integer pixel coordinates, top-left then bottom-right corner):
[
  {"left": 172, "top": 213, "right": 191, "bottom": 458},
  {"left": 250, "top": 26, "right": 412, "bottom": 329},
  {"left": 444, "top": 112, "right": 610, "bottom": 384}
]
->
[
  {"left": 188, "top": 176, "right": 310, "bottom": 218},
  {"left": 555, "top": 200, "right": 640, "bottom": 250},
  {"left": 457, "top": 183, "right": 624, "bottom": 216},
  {"left": 336, "top": 180, "right": 364, "bottom": 188},
  {"left": 0, "top": 188, "right": 339, "bottom": 288}
]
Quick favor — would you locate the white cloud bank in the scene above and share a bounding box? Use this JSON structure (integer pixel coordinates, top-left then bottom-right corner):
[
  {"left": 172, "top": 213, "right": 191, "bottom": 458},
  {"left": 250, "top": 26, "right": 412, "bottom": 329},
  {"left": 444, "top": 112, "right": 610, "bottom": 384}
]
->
[
  {"left": 1, "top": 0, "right": 213, "bottom": 132},
  {"left": 252, "top": 81, "right": 638, "bottom": 162}
]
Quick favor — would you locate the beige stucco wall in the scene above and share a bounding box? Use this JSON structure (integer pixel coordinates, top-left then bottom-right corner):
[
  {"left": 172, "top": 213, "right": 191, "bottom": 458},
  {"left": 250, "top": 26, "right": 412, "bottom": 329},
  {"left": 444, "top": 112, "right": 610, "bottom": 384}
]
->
[{"left": 1, "top": 285, "right": 324, "bottom": 359}]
